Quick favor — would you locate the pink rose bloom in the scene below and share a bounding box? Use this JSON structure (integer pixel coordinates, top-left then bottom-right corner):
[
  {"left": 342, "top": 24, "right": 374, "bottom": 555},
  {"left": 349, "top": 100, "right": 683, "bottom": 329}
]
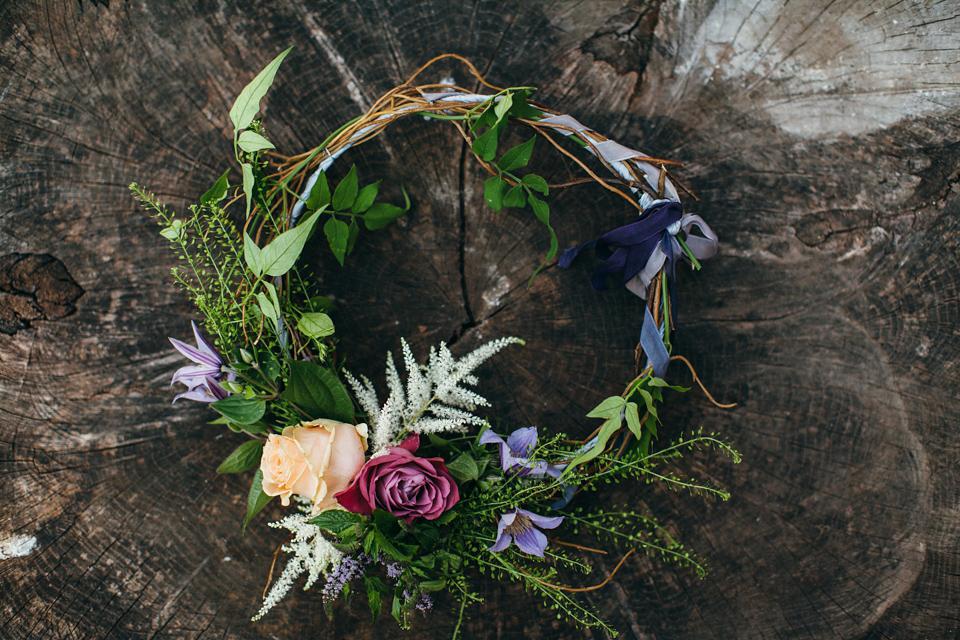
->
[
  {"left": 260, "top": 418, "right": 368, "bottom": 512},
  {"left": 335, "top": 435, "right": 459, "bottom": 523}
]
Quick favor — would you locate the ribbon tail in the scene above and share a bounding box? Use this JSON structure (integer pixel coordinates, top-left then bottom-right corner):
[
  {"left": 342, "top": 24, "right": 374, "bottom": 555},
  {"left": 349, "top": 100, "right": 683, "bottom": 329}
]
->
[
  {"left": 640, "top": 305, "right": 670, "bottom": 379},
  {"left": 558, "top": 240, "right": 597, "bottom": 269}
]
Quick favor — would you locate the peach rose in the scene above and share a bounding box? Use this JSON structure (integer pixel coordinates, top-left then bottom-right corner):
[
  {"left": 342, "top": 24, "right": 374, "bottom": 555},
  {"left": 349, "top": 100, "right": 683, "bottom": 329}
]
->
[{"left": 260, "top": 418, "right": 368, "bottom": 512}]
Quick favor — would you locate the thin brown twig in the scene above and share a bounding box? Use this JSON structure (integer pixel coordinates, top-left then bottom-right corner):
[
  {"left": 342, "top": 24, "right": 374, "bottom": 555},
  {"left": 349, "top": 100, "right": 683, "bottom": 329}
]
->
[
  {"left": 670, "top": 354, "right": 737, "bottom": 408},
  {"left": 518, "top": 549, "right": 635, "bottom": 593}
]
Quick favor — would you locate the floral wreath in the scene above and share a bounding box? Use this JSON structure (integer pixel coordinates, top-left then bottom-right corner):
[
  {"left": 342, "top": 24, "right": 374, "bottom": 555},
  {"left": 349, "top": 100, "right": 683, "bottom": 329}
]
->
[{"left": 132, "top": 51, "right": 739, "bottom": 636}]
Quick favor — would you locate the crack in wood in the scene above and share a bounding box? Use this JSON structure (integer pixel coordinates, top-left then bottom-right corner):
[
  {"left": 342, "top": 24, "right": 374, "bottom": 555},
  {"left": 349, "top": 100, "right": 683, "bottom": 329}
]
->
[{"left": 0, "top": 254, "right": 84, "bottom": 335}]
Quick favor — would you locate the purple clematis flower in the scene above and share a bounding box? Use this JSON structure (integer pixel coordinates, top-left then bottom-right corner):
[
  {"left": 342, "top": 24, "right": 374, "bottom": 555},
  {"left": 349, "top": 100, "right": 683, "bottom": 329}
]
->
[
  {"left": 169, "top": 321, "right": 232, "bottom": 403},
  {"left": 489, "top": 508, "right": 563, "bottom": 557},
  {"left": 479, "top": 427, "right": 560, "bottom": 478}
]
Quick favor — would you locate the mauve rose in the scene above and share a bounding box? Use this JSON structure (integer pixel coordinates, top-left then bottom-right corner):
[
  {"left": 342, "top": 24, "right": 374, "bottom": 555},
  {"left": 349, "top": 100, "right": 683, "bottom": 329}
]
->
[{"left": 335, "top": 435, "right": 459, "bottom": 522}]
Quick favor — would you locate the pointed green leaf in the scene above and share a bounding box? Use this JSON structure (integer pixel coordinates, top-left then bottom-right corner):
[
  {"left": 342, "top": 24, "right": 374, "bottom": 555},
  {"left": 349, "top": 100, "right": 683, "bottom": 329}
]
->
[
  {"left": 309, "top": 509, "right": 364, "bottom": 533},
  {"left": 243, "top": 231, "right": 262, "bottom": 276},
  {"left": 201, "top": 170, "right": 230, "bottom": 205},
  {"left": 237, "top": 130, "right": 275, "bottom": 152},
  {"left": 472, "top": 127, "right": 499, "bottom": 161},
  {"left": 528, "top": 195, "right": 558, "bottom": 282},
  {"left": 306, "top": 171, "right": 331, "bottom": 211},
  {"left": 297, "top": 312, "right": 335, "bottom": 338},
  {"left": 352, "top": 180, "right": 381, "bottom": 213},
  {"left": 217, "top": 439, "right": 264, "bottom": 473},
  {"left": 282, "top": 359, "right": 355, "bottom": 422},
  {"left": 211, "top": 395, "right": 266, "bottom": 425},
  {"left": 586, "top": 395, "right": 627, "bottom": 419},
  {"left": 346, "top": 218, "right": 360, "bottom": 255},
  {"left": 259, "top": 209, "right": 323, "bottom": 276},
  {"left": 494, "top": 93, "right": 513, "bottom": 121},
  {"left": 243, "top": 469, "right": 273, "bottom": 533},
  {"left": 241, "top": 163, "right": 254, "bottom": 218},
  {"left": 636, "top": 388, "right": 658, "bottom": 420},
  {"left": 229, "top": 46, "right": 293, "bottom": 132},
  {"left": 624, "top": 401, "right": 643, "bottom": 439},
  {"left": 324, "top": 216, "right": 349, "bottom": 265},
  {"left": 521, "top": 173, "right": 549, "bottom": 195},
  {"left": 507, "top": 90, "right": 543, "bottom": 119},
  {"left": 332, "top": 165, "right": 359, "bottom": 211},
  {"left": 497, "top": 137, "right": 535, "bottom": 172},
  {"left": 256, "top": 292, "right": 278, "bottom": 327},
  {"left": 366, "top": 578, "right": 383, "bottom": 620},
  {"left": 566, "top": 415, "right": 622, "bottom": 472},
  {"left": 484, "top": 175, "right": 505, "bottom": 212},
  {"left": 502, "top": 184, "right": 527, "bottom": 208},
  {"left": 648, "top": 377, "right": 691, "bottom": 392},
  {"left": 446, "top": 453, "right": 480, "bottom": 483}
]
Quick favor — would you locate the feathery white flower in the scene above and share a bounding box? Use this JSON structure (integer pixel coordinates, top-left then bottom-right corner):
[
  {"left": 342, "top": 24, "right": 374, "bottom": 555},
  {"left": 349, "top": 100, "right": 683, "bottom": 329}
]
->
[
  {"left": 344, "top": 336, "right": 523, "bottom": 452},
  {"left": 252, "top": 511, "right": 343, "bottom": 621}
]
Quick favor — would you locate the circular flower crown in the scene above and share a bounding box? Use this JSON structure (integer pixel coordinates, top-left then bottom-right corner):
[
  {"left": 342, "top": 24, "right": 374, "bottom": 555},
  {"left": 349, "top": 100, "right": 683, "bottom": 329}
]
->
[{"left": 131, "top": 51, "right": 739, "bottom": 637}]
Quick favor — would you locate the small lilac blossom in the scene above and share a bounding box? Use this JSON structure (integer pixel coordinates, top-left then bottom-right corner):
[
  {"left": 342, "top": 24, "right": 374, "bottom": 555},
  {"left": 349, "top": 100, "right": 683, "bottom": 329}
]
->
[
  {"left": 489, "top": 508, "right": 563, "bottom": 557},
  {"left": 168, "top": 321, "right": 232, "bottom": 403},
  {"left": 479, "top": 427, "right": 561, "bottom": 478},
  {"left": 386, "top": 562, "right": 404, "bottom": 580},
  {"left": 415, "top": 593, "right": 433, "bottom": 613},
  {"left": 321, "top": 553, "right": 371, "bottom": 603}
]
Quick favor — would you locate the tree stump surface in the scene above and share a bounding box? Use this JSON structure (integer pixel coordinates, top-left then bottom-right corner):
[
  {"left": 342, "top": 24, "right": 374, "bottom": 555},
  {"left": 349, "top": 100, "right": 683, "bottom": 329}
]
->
[{"left": 1, "top": 1, "right": 959, "bottom": 638}]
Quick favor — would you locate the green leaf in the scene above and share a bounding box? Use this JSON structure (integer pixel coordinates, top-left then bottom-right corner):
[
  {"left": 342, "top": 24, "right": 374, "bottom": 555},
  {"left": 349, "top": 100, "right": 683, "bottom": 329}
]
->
[
  {"left": 566, "top": 414, "right": 622, "bottom": 472},
  {"left": 324, "top": 216, "right": 349, "bottom": 266},
  {"left": 237, "top": 130, "right": 275, "bottom": 152},
  {"left": 347, "top": 218, "right": 360, "bottom": 255},
  {"left": 332, "top": 165, "right": 359, "bottom": 211},
  {"left": 472, "top": 127, "right": 499, "bottom": 162},
  {"left": 391, "top": 588, "right": 404, "bottom": 624},
  {"left": 636, "top": 388, "right": 658, "bottom": 420},
  {"left": 309, "top": 509, "right": 364, "bottom": 534},
  {"left": 229, "top": 46, "right": 293, "bottom": 132},
  {"left": 528, "top": 195, "right": 558, "bottom": 282},
  {"left": 419, "top": 579, "right": 447, "bottom": 591},
  {"left": 241, "top": 163, "right": 254, "bottom": 218},
  {"left": 259, "top": 208, "right": 323, "bottom": 276},
  {"left": 364, "top": 186, "right": 409, "bottom": 230},
  {"left": 497, "top": 137, "right": 535, "bottom": 172},
  {"left": 413, "top": 524, "right": 441, "bottom": 551},
  {"left": 507, "top": 90, "right": 543, "bottom": 119},
  {"left": 243, "top": 469, "right": 273, "bottom": 533},
  {"left": 201, "top": 170, "right": 230, "bottom": 205},
  {"left": 365, "top": 577, "right": 383, "bottom": 620},
  {"left": 282, "top": 359, "right": 355, "bottom": 422},
  {"left": 484, "top": 175, "right": 505, "bottom": 212},
  {"left": 375, "top": 530, "right": 414, "bottom": 562},
  {"left": 256, "top": 291, "right": 278, "bottom": 328},
  {"left": 159, "top": 220, "right": 183, "bottom": 241},
  {"left": 502, "top": 184, "right": 527, "bottom": 208},
  {"left": 306, "top": 172, "right": 331, "bottom": 210},
  {"left": 364, "top": 203, "right": 403, "bottom": 230},
  {"left": 352, "top": 180, "right": 381, "bottom": 213},
  {"left": 624, "top": 401, "right": 643, "bottom": 440},
  {"left": 446, "top": 452, "right": 480, "bottom": 483},
  {"left": 297, "top": 312, "right": 335, "bottom": 338},
  {"left": 493, "top": 93, "right": 513, "bottom": 121},
  {"left": 648, "top": 377, "right": 691, "bottom": 392},
  {"left": 211, "top": 395, "right": 266, "bottom": 425},
  {"left": 243, "top": 231, "right": 262, "bottom": 276},
  {"left": 217, "top": 439, "right": 264, "bottom": 473},
  {"left": 521, "top": 173, "right": 549, "bottom": 195},
  {"left": 587, "top": 395, "right": 627, "bottom": 419}
]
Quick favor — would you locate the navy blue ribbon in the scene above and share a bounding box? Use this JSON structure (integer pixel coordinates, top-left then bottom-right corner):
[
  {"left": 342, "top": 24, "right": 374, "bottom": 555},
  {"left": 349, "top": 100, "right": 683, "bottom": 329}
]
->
[{"left": 558, "top": 201, "right": 683, "bottom": 292}]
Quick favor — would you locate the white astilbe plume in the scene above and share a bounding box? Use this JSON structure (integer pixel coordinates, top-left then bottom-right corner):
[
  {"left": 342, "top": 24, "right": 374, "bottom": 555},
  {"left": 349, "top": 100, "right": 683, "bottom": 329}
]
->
[
  {"left": 344, "top": 336, "right": 523, "bottom": 453},
  {"left": 251, "top": 510, "right": 343, "bottom": 621}
]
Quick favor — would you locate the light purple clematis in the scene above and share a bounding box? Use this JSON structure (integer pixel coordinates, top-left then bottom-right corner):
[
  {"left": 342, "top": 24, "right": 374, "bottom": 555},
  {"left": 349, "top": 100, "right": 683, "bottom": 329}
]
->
[
  {"left": 489, "top": 508, "right": 563, "bottom": 557},
  {"left": 169, "top": 321, "right": 232, "bottom": 403},
  {"left": 479, "top": 426, "right": 560, "bottom": 478}
]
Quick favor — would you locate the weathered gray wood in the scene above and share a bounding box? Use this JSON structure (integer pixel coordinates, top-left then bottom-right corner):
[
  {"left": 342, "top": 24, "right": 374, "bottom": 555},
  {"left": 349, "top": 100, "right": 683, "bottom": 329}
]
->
[{"left": 1, "top": 0, "right": 958, "bottom": 638}]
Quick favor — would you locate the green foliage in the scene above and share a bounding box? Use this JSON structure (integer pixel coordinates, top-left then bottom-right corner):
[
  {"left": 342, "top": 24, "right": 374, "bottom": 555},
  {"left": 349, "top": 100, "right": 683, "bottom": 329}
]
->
[
  {"left": 217, "top": 439, "right": 264, "bottom": 474},
  {"left": 229, "top": 46, "right": 293, "bottom": 131},
  {"left": 243, "top": 469, "right": 272, "bottom": 533},
  {"left": 281, "top": 359, "right": 355, "bottom": 422}
]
